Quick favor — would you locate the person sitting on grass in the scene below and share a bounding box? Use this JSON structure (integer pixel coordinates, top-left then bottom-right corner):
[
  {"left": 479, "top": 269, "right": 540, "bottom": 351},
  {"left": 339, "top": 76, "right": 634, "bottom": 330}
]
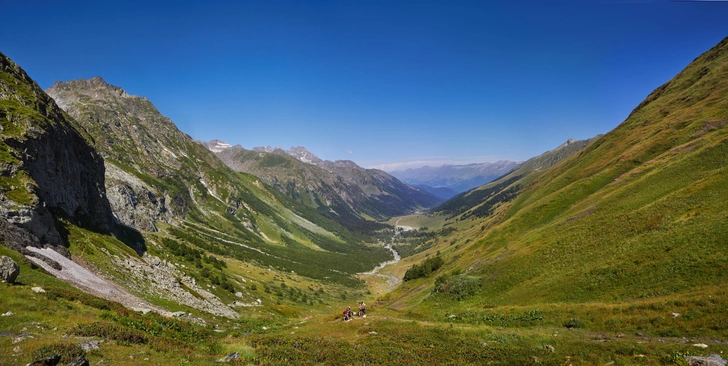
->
[
  {"left": 343, "top": 306, "right": 351, "bottom": 321},
  {"left": 359, "top": 302, "right": 366, "bottom": 317}
]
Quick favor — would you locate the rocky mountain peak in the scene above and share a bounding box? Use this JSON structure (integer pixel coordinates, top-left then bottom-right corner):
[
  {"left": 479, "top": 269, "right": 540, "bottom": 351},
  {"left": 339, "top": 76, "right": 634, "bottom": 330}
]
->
[
  {"left": 556, "top": 138, "right": 577, "bottom": 150},
  {"left": 327, "top": 160, "right": 360, "bottom": 169},
  {"left": 287, "top": 146, "right": 323, "bottom": 165},
  {"left": 252, "top": 146, "right": 276, "bottom": 153},
  {"left": 249, "top": 145, "right": 324, "bottom": 165},
  {"left": 202, "top": 140, "right": 233, "bottom": 153},
  {"left": 49, "top": 76, "right": 130, "bottom": 100}
]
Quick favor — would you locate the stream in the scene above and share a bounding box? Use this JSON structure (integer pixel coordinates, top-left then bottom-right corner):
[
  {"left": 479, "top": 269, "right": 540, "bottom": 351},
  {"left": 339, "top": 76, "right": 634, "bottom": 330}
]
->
[
  {"left": 360, "top": 223, "right": 407, "bottom": 290},
  {"left": 366, "top": 243, "right": 401, "bottom": 275}
]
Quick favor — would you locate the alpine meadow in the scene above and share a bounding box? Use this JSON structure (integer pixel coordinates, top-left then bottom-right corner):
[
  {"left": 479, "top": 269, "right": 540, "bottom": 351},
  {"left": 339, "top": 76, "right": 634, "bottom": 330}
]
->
[{"left": 1, "top": 5, "right": 728, "bottom": 366}]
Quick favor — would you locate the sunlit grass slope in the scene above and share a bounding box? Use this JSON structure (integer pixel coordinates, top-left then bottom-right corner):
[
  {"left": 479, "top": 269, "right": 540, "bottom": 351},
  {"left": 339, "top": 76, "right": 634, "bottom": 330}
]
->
[{"left": 385, "top": 36, "right": 728, "bottom": 332}]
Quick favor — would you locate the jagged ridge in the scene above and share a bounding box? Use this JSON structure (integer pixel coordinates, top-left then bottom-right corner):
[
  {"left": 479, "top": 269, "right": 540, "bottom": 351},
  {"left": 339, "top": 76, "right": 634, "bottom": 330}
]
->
[{"left": 208, "top": 142, "right": 443, "bottom": 226}]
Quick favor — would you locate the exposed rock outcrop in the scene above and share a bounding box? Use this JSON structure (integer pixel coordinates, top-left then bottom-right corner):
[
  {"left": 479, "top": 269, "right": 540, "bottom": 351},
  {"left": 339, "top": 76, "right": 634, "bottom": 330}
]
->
[
  {"left": 109, "top": 251, "right": 238, "bottom": 318},
  {"left": 217, "top": 352, "right": 240, "bottom": 363},
  {"left": 0, "top": 52, "right": 114, "bottom": 256},
  {"left": 46, "top": 77, "right": 241, "bottom": 233},
  {"left": 0, "top": 256, "right": 19, "bottom": 283},
  {"left": 104, "top": 163, "right": 172, "bottom": 231}
]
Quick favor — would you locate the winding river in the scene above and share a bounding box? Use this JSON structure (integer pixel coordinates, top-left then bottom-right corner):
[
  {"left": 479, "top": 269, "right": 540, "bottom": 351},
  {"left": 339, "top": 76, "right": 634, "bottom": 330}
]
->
[
  {"left": 366, "top": 243, "right": 401, "bottom": 275},
  {"left": 360, "top": 221, "right": 410, "bottom": 290}
]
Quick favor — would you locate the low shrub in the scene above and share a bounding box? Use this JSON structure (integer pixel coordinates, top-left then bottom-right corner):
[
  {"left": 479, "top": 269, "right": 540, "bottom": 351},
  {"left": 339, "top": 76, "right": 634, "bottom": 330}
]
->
[
  {"left": 31, "top": 343, "right": 84, "bottom": 364},
  {"left": 43, "top": 286, "right": 125, "bottom": 312},
  {"left": 433, "top": 274, "right": 481, "bottom": 300},
  {"left": 150, "top": 336, "right": 193, "bottom": 353},
  {"left": 403, "top": 256, "right": 444, "bottom": 281},
  {"left": 72, "top": 322, "right": 148, "bottom": 344},
  {"left": 564, "top": 318, "right": 585, "bottom": 329}
]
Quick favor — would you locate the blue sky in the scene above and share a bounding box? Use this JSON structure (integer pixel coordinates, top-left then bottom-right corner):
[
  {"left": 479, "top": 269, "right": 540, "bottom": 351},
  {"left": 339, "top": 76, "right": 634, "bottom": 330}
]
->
[{"left": 2, "top": 1, "right": 727, "bottom": 171}]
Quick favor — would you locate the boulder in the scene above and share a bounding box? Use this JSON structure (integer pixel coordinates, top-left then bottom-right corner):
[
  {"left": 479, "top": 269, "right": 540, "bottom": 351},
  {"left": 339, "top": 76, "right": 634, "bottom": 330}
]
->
[
  {"left": 25, "top": 354, "right": 60, "bottom": 366},
  {"left": 216, "top": 352, "right": 240, "bottom": 363},
  {"left": 0, "top": 256, "right": 19, "bottom": 283},
  {"left": 77, "top": 340, "right": 100, "bottom": 352},
  {"left": 66, "top": 355, "right": 89, "bottom": 366},
  {"left": 685, "top": 354, "right": 727, "bottom": 366}
]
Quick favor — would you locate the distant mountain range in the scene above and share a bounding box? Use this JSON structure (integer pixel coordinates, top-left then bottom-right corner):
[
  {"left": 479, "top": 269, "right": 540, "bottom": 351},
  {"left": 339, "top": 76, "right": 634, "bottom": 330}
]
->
[
  {"left": 203, "top": 142, "right": 443, "bottom": 229},
  {"left": 390, "top": 160, "right": 520, "bottom": 198},
  {"left": 434, "top": 136, "right": 601, "bottom": 219}
]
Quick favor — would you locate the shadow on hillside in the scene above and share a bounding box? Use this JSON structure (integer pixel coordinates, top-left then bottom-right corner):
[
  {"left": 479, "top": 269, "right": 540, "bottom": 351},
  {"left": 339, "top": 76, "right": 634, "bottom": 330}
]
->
[
  {"left": 114, "top": 224, "right": 147, "bottom": 256},
  {"left": 49, "top": 209, "right": 146, "bottom": 257}
]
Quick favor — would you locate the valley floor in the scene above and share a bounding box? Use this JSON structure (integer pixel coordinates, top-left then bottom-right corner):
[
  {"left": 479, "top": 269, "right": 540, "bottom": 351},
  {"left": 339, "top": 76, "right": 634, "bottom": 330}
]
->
[{"left": 3, "top": 239, "right": 727, "bottom": 365}]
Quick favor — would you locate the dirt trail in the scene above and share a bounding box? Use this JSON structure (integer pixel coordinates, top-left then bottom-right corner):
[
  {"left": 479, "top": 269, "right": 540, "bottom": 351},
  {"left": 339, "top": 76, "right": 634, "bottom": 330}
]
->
[{"left": 394, "top": 217, "right": 414, "bottom": 231}]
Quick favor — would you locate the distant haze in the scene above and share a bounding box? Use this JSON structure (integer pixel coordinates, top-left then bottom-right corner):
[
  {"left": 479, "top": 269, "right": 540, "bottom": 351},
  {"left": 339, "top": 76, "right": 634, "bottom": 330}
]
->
[
  {"left": 390, "top": 161, "right": 519, "bottom": 194},
  {"left": 370, "top": 157, "right": 513, "bottom": 172}
]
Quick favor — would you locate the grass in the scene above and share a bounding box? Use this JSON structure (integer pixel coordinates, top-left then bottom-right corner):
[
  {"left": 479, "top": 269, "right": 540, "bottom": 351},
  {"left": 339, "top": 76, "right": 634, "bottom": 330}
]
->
[
  {"left": 0, "top": 171, "right": 37, "bottom": 206},
  {"left": 249, "top": 312, "right": 728, "bottom": 365}
]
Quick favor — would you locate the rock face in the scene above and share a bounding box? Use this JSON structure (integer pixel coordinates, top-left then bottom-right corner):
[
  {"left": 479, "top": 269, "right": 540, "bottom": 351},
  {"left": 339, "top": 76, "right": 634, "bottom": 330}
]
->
[
  {"left": 0, "top": 52, "right": 113, "bottom": 254},
  {"left": 46, "top": 77, "right": 247, "bottom": 232},
  {"left": 103, "top": 163, "right": 169, "bottom": 232},
  {"left": 46, "top": 77, "right": 188, "bottom": 231},
  {"left": 0, "top": 256, "right": 19, "bottom": 283}
]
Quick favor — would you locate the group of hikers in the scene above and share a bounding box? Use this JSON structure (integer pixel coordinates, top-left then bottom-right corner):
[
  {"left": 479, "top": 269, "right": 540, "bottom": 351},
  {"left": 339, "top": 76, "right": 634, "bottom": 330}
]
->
[{"left": 342, "top": 302, "right": 366, "bottom": 321}]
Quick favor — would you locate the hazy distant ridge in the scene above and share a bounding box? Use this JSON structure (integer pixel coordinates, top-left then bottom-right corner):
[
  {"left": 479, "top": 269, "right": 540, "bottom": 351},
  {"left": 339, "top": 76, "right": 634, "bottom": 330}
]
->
[{"left": 390, "top": 160, "right": 519, "bottom": 194}]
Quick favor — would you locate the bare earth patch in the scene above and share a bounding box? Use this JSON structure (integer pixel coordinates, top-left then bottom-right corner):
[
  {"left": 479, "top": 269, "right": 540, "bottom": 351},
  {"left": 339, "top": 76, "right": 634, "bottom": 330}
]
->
[{"left": 24, "top": 246, "right": 167, "bottom": 314}]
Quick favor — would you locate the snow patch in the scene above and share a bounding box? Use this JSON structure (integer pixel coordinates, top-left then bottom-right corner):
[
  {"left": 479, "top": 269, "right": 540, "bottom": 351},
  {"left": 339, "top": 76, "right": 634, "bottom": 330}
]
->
[{"left": 208, "top": 141, "right": 232, "bottom": 153}]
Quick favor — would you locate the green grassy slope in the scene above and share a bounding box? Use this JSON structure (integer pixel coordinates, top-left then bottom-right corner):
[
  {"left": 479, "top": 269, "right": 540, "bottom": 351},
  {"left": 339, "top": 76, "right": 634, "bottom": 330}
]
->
[
  {"left": 382, "top": 36, "right": 728, "bottom": 334},
  {"left": 434, "top": 136, "right": 600, "bottom": 221}
]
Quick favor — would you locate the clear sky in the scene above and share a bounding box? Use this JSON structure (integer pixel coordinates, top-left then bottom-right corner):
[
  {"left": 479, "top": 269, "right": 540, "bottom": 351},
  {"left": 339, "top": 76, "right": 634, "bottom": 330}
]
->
[{"left": 2, "top": 1, "right": 727, "bottom": 171}]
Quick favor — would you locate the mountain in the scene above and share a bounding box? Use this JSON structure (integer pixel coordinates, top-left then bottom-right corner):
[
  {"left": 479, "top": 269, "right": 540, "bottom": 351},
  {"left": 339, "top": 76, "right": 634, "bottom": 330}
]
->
[
  {"left": 413, "top": 184, "right": 458, "bottom": 200},
  {"left": 434, "top": 136, "right": 601, "bottom": 219},
  {"left": 206, "top": 143, "right": 443, "bottom": 227},
  {"left": 0, "top": 52, "right": 115, "bottom": 258},
  {"left": 35, "top": 75, "right": 392, "bottom": 316},
  {"left": 384, "top": 36, "right": 728, "bottom": 323},
  {"left": 208, "top": 143, "right": 380, "bottom": 230},
  {"left": 390, "top": 160, "right": 519, "bottom": 194},
  {"left": 204, "top": 139, "right": 233, "bottom": 153}
]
